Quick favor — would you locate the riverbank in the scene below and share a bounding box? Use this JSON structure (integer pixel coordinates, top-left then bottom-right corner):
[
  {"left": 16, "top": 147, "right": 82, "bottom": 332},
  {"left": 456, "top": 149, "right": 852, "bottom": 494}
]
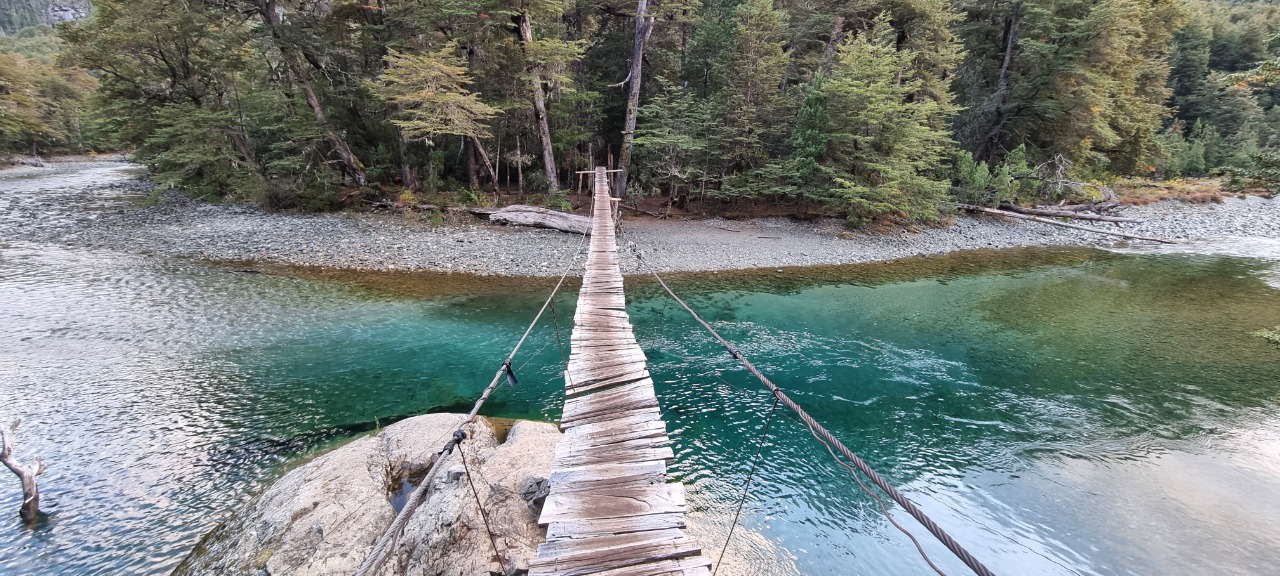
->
[{"left": 4, "top": 161, "right": 1279, "bottom": 276}]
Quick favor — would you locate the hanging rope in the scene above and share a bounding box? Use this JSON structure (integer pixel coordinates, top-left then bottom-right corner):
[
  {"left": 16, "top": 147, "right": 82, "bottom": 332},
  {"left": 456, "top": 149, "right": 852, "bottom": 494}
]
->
[
  {"left": 712, "top": 393, "right": 780, "bottom": 576},
  {"left": 638, "top": 254, "right": 999, "bottom": 576},
  {"left": 355, "top": 229, "right": 589, "bottom": 576},
  {"left": 459, "top": 435, "right": 506, "bottom": 574},
  {"left": 549, "top": 299, "right": 567, "bottom": 367}
]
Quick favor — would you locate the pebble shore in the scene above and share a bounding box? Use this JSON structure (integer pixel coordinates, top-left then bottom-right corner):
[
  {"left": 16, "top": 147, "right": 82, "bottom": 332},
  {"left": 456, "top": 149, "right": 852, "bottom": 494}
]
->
[{"left": 4, "top": 161, "right": 1279, "bottom": 276}]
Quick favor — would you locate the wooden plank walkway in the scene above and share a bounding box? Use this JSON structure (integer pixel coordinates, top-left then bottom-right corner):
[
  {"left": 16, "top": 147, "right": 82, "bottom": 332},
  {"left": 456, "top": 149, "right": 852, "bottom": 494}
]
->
[{"left": 529, "top": 168, "right": 710, "bottom": 576}]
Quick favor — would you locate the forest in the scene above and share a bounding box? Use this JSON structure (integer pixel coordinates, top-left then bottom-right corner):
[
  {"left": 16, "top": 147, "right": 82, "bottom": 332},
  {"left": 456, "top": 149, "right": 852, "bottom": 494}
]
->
[{"left": 3, "top": 0, "right": 1280, "bottom": 224}]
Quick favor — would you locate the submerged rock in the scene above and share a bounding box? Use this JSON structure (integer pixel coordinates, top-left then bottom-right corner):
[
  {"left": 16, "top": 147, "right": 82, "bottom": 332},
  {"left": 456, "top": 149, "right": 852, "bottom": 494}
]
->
[{"left": 174, "top": 413, "right": 562, "bottom": 576}]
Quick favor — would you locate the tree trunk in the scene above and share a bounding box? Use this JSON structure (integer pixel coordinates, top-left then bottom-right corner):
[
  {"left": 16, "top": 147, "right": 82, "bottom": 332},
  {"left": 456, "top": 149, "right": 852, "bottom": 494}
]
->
[
  {"left": 976, "top": 5, "right": 1020, "bottom": 163},
  {"left": 615, "top": 0, "right": 653, "bottom": 197},
  {"left": 1, "top": 421, "right": 46, "bottom": 524},
  {"left": 821, "top": 16, "right": 847, "bottom": 71},
  {"left": 483, "top": 205, "right": 591, "bottom": 234},
  {"left": 227, "top": 130, "right": 260, "bottom": 171},
  {"left": 260, "top": 0, "right": 367, "bottom": 185},
  {"left": 467, "top": 138, "right": 481, "bottom": 190},
  {"left": 470, "top": 135, "right": 500, "bottom": 192},
  {"left": 997, "top": 203, "right": 1141, "bottom": 222},
  {"left": 517, "top": 11, "right": 560, "bottom": 191},
  {"left": 956, "top": 204, "right": 1173, "bottom": 243},
  {"left": 517, "top": 135, "right": 525, "bottom": 195},
  {"left": 395, "top": 130, "right": 421, "bottom": 190}
]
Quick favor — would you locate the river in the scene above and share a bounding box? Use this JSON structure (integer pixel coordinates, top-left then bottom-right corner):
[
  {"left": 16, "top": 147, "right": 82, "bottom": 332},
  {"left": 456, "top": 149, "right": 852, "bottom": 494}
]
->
[{"left": 2, "top": 165, "right": 1280, "bottom": 575}]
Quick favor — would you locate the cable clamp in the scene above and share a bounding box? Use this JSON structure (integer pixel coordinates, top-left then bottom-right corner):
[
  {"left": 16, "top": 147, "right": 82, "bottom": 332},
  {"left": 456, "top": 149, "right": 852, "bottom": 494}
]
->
[{"left": 441, "top": 428, "right": 467, "bottom": 455}]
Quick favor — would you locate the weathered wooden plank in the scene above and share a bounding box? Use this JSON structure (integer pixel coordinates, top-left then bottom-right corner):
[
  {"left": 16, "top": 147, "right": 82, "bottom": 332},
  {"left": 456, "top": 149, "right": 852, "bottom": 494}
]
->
[
  {"left": 545, "top": 512, "right": 688, "bottom": 541},
  {"left": 560, "top": 399, "right": 665, "bottom": 428},
  {"left": 529, "top": 534, "right": 702, "bottom": 576},
  {"left": 565, "top": 376, "right": 653, "bottom": 398},
  {"left": 569, "top": 347, "right": 647, "bottom": 360},
  {"left": 535, "top": 528, "right": 685, "bottom": 556},
  {"left": 548, "top": 461, "right": 667, "bottom": 492},
  {"left": 557, "top": 406, "right": 661, "bottom": 431},
  {"left": 561, "top": 383, "right": 658, "bottom": 424},
  {"left": 565, "top": 370, "right": 651, "bottom": 397},
  {"left": 560, "top": 435, "right": 670, "bottom": 461},
  {"left": 552, "top": 444, "right": 675, "bottom": 468},
  {"left": 586, "top": 556, "right": 713, "bottom": 576},
  {"left": 567, "top": 355, "right": 649, "bottom": 376},
  {"left": 539, "top": 483, "right": 686, "bottom": 523},
  {"left": 566, "top": 360, "right": 649, "bottom": 383},
  {"left": 562, "top": 413, "right": 667, "bottom": 440}
]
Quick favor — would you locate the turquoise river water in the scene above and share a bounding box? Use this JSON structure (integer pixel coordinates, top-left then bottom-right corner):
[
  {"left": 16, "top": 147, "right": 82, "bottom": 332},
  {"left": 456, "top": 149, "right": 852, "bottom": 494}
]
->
[{"left": 2, "top": 239, "right": 1280, "bottom": 575}]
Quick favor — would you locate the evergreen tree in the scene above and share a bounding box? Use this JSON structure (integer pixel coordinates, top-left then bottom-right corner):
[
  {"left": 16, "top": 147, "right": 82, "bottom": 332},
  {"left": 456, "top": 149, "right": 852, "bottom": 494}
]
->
[
  {"left": 1169, "top": 18, "right": 1213, "bottom": 127},
  {"left": 823, "top": 16, "right": 954, "bottom": 225},
  {"left": 713, "top": 0, "right": 791, "bottom": 171},
  {"left": 368, "top": 47, "right": 499, "bottom": 146}
]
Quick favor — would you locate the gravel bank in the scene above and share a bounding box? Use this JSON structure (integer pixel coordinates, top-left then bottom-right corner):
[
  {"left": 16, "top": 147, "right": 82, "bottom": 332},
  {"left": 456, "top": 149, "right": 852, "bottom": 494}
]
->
[{"left": 4, "top": 161, "right": 1279, "bottom": 276}]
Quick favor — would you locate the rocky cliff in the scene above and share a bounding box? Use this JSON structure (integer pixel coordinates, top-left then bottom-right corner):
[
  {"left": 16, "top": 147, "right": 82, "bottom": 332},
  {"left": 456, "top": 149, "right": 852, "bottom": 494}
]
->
[{"left": 0, "top": 0, "right": 90, "bottom": 33}]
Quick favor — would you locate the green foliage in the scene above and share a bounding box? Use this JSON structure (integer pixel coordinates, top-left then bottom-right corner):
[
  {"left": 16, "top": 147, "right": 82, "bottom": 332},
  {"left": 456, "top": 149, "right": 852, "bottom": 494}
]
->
[
  {"left": 1253, "top": 325, "right": 1280, "bottom": 347},
  {"left": 525, "top": 170, "right": 552, "bottom": 193},
  {"left": 542, "top": 189, "right": 571, "bottom": 211},
  {"left": 0, "top": 25, "right": 100, "bottom": 154},
  {"left": 713, "top": 0, "right": 792, "bottom": 171},
  {"left": 1226, "top": 148, "right": 1280, "bottom": 195},
  {"left": 822, "top": 17, "right": 954, "bottom": 226},
  {"left": 953, "top": 144, "right": 1037, "bottom": 205},
  {"left": 632, "top": 82, "right": 709, "bottom": 197},
  {"left": 368, "top": 47, "right": 498, "bottom": 145},
  {"left": 954, "top": 0, "right": 1184, "bottom": 174},
  {"left": 738, "top": 75, "right": 834, "bottom": 203},
  {"left": 140, "top": 104, "right": 266, "bottom": 202},
  {"left": 31, "top": 0, "right": 1280, "bottom": 216}
]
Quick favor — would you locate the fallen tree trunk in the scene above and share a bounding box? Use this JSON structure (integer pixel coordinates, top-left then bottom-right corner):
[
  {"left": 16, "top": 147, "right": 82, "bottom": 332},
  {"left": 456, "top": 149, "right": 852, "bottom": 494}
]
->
[
  {"left": 998, "top": 204, "right": 1141, "bottom": 222},
  {"left": 1, "top": 420, "right": 46, "bottom": 523},
  {"left": 620, "top": 204, "right": 665, "bottom": 218},
  {"left": 956, "top": 203, "right": 1175, "bottom": 244},
  {"left": 1048, "top": 201, "right": 1122, "bottom": 213},
  {"left": 4, "top": 155, "right": 46, "bottom": 167},
  {"left": 485, "top": 205, "right": 590, "bottom": 235}
]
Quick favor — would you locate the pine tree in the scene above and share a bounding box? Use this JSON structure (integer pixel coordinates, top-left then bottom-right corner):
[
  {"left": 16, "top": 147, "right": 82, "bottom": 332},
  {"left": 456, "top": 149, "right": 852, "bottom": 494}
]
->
[
  {"left": 713, "top": 0, "right": 792, "bottom": 171},
  {"left": 823, "top": 16, "right": 954, "bottom": 225}
]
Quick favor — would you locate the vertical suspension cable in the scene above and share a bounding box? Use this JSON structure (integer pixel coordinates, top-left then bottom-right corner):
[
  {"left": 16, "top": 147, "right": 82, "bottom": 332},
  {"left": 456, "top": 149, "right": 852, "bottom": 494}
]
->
[
  {"left": 713, "top": 394, "right": 781, "bottom": 576},
  {"left": 459, "top": 436, "right": 506, "bottom": 574}
]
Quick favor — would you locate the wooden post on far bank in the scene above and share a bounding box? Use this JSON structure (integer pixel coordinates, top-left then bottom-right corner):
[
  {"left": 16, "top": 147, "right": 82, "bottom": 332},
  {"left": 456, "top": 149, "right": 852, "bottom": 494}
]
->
[{"left": 0, "top": 420, "right": 46, "bottom": 523}]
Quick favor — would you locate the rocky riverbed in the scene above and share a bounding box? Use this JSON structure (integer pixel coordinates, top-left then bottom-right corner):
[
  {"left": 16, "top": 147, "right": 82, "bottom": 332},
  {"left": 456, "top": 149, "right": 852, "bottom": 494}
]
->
[{"left": 4, "top": 160, "right": 1279, "bottom": 276}]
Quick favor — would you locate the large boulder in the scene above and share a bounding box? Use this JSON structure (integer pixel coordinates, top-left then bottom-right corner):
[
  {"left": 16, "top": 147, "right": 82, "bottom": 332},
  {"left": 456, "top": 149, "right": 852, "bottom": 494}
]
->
[{"left": 174, "top": 414, "right": 562, "bottom": 576}]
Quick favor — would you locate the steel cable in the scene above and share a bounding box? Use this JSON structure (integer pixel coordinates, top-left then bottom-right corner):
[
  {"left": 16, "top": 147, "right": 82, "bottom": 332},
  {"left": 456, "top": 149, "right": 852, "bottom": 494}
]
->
[{"left": 639, "top": 256, "right": 998, "bottom": 576}]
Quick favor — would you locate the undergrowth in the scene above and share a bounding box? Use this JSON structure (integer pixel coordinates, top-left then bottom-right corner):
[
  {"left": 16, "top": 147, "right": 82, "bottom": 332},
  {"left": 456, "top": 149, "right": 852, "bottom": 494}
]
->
[{"left": 1253, "top": 326, "right": 1280, "bottom": 347}]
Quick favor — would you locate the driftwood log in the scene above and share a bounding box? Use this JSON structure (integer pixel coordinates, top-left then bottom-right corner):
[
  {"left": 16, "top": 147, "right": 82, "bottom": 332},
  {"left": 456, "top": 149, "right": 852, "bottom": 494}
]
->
[
  {"left": 0, "top": 420, "right": 46, "bottom": 523},
  {"left": 621, "top": 204, "right": 666, "bottom": 219},
  {"left": 997, "top": 204, "right": 1142, "bottom": 222},
  {"left": 482, "top": 205, "right": 591, "bottom": 235},
  {"left": 3, "top": 155, "right": 46, "bottom": 167},
  {"left": 956, "top": 203, "right": 1175, "bottom": 244}
]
